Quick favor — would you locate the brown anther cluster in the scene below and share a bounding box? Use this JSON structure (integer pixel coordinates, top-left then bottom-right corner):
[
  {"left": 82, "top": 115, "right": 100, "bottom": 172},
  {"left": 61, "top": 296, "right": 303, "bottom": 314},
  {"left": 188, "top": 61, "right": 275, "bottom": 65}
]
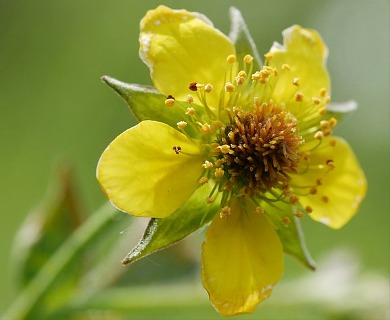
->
[{"left": 214, "top": 104, "right": 302, "bottom": 193}]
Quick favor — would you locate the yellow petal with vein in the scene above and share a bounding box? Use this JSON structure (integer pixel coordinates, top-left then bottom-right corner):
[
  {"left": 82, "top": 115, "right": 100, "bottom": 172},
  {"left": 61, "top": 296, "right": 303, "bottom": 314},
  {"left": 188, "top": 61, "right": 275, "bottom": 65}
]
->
[
  {"left": 202, "top": 199, "right": 283, "bottom": 316},
  {"left": 267, "top": 25, "right": 330, "bottom": 120},
  {"left": 97, "top": 120, "right": 203, "bottom": 218},
  {"left": 292, "top": 137, "right": 367, "bottom": 229},
  {"left": 139, "top": 5, "right": 235, "bottom": 108}
]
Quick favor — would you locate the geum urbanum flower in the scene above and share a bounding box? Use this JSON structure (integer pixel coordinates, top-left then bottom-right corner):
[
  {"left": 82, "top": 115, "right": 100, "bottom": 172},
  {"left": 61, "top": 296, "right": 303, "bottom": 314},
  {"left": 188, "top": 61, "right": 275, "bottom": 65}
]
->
[{"left": 97, "top": 5, "right": 367, "bottom": 316}]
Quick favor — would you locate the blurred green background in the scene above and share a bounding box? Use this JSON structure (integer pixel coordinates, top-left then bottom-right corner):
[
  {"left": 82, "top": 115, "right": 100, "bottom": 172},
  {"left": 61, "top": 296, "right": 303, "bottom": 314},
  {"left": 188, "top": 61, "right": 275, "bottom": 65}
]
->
[{"left": 1, "top": 0, "right": 389, "bottom": 318}]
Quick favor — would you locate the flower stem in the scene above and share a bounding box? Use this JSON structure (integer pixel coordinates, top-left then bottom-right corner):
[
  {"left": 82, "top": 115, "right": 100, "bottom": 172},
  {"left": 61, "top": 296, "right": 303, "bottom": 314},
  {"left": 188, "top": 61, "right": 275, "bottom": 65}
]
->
[{"left": 1, "top": 202, "right": 118, "bottom": 320}]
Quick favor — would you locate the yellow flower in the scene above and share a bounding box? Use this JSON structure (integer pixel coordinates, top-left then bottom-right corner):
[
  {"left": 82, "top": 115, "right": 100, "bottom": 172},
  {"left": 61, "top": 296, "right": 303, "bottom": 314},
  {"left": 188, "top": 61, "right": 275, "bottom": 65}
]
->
[{"left": 97, "top": 6, "right": 367, "bottom": 316}]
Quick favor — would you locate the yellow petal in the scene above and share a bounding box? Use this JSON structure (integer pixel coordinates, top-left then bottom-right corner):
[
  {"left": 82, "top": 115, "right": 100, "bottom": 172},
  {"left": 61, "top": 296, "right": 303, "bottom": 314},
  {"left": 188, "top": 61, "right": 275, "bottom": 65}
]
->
[
  {"left": 201, "top": 199, "right": 284, "bottom": 316},
  {"left": 97, "top": 120, "right": 203, "bottom": 218},
  {"left": 267, "top": 25, "right": 330, "bottom": 119},
  {"left": 291, "top": 137, "right": 367, "bottom": 229},
  {"left": 139, "top": 5, "right": 235, "bottom": 108}
]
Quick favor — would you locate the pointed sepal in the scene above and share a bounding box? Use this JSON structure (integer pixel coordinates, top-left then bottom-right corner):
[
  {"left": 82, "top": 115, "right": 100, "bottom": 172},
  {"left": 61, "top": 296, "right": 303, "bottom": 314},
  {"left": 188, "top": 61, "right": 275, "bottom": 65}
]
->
[
  {"left": 101, "top": 76, "right": 205, "bottom": 138},
  {"left": 326, "top": 100, "right": 357, "bottom": 121},
  {"left": 122, "top": 184, "right": 219, "bottom": 265},
  {"left": 262, "top": 200, "right": 316, "bottom": 270},
  {"left": 229, "top": 7, "right": 262, "bottom": 70}
]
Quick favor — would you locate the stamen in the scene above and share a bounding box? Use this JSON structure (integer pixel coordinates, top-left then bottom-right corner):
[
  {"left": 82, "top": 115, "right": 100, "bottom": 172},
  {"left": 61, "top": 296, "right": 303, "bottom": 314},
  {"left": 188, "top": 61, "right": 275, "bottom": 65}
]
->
[
  {"left": 235, "top": 71, "right": 247, "bottom": 85},
  {"left": 207, "top": 197, "right": 215, "bottom": 204},
  {"left": 202, "top": 160, "right": 214, "bottom": 169},
  {"left": 328, "top": 117, "right": 337, "bottom": 127},
  {"left": 196, "top": 83, "right": 205, "bottom": 90},
  {"left": 226, "top": 55, "right": 237, "bottom": 64},
  {"left": 177, "top": 121, "right": 187, "bottom": 130},
  {"left": 264, "top": 52, "right": 273, "bottom": 61},
  {"left": 295, "top": 210, "right": 305, "bottom": 218},
  {"left": 257, "top": 68, "right": 272, "bottom": 84},
  {"left": 186, "top": 94, "right": 194, "bottom": 103},
  {"left": 282, "top": 216, "right": 291, "bottom": 224},
  {"left": 219, "top": 144, "right": 231, "bottom": 154},
  {"left": 326, "top": 160, "right": 336, "bottom": 170},
  {"left": 244, "top": 54, "right": 254, "bottom": 64},
  {"left": 292, "top": 78, "right": 300, "bottom": 86},
  {"left": 312, "top": 97, "right": 321, "bottom": 105},
  {"left": 189, "top": 82, "right": 198, "bottom": 91},
  {"left": 319, "top": 107, "right": 327, "bottom": 115},
  {"left": 225, "top": 82, "right": 235, "bottom": 92},
  {"left": 294, "top": 92, "right": 304, "bottom": 102},
  {"left": 289, "top": 195, "right": 299, "bottom": 204},
  {"left": 165, "top": 97, "right": 175, "bottom": 107},
  {"left": 256, "top": 206, "right": 264, "bottom": 215},
  {"left": 200, "top": 123, "right": 211, "bottom": 135},
  {"left": 172, "top": 146, "right": 181, "bottom": 155},
  {"left": 198, "top": 177, "right": 208, "bottom": 185},
  {"left": 219, "top": 206, "right": 231, "bottom": 218},
  {"left": 305, "top": 206, "right": 313, "bottom": 213},
  {"left": 314, "top": 131, "right": 324, "bottom": 140},
  {"left": 185, "top": 107, "right": 195, "bottom": 115},
  {"left": 319, "top": 87, "right": 327, "bottom": 97},
  {"left": 215, "top": 168, "right": 225, "bottom": 178},
  {"left": 252, "top": 71, "right": 261, "bottom": 81},
  {"left": 321, "top": 196, "right": 329, "bottom": 203},
  {"left": 204, "top": 83, "right": 214, "bottom": 93}
]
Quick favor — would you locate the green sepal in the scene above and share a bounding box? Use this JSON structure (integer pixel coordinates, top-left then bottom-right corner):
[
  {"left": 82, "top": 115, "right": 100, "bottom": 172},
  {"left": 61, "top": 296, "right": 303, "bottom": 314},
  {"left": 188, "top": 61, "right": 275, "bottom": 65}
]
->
[
  {"left": 11, "top": 166, "right": 85, "bottom": 289},
  {"left": 229, "top": 7, "right": 262, "bottom": 70},
  {"left": 278, "top": 216, "right": 316, "bottom": 270},
  {"left": 122, "top": 184, "right": 219, "bottom": 265},
  {"left": 326, "top": 100, "right": 357, "bottom": 121},
  {"left": 101, "top": 76, "right": 205, "bottom": 138},
  {"left": 262, "top": 200, "right": 316, "bottom": 270}
]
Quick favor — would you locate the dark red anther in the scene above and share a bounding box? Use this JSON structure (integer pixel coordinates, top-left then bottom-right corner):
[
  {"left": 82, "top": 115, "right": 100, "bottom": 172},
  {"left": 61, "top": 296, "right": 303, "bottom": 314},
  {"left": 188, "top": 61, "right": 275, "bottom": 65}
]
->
[{"left": 189, "top": 82, "right": 198, "bottom": 91}]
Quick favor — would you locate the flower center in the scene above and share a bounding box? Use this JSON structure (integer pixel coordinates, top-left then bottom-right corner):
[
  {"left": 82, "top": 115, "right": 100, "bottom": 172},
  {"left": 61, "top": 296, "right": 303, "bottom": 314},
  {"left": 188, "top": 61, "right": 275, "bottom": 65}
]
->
[
  {"left": 169, "top": 53, "right": 330, "bottom": 213},
  {"left": 213, "top": 102, "right": 302, "bottom": 195}
]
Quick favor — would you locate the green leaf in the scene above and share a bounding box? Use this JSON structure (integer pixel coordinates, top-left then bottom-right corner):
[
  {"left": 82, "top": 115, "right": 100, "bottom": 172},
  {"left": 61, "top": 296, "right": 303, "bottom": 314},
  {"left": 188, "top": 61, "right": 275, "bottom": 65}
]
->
[
  {"left": 101, "top": 76, "right": 205, "bottom": 138},
  {"left": 262, "top": 200, "right": 316, "bottom": 270},
  {"left": 122, "top": 185, "right": 220, "bottom": 265},
  {"left": 229, "top": 7, "right": 262, "bottom": 70},
  {"left": 11, "top": 165, "right": 85, "bottom": 289},
  {"left": 326, "top": 100, "right": 357, "bottom": 121}
]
